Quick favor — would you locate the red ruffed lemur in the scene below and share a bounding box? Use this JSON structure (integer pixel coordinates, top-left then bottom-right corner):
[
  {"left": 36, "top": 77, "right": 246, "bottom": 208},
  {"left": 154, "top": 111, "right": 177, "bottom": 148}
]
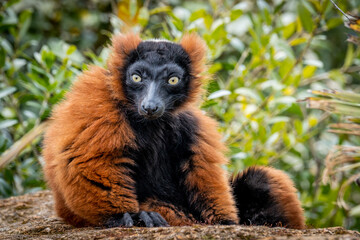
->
[{"left": 43, "top": 34, "right": 305, "bottom": 229}]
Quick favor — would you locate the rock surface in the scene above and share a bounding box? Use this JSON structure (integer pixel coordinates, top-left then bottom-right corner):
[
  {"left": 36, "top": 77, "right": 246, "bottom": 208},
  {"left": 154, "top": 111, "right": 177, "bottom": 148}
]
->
[{"left": 0, "top": 190, "right": 359, "bottom": 239}]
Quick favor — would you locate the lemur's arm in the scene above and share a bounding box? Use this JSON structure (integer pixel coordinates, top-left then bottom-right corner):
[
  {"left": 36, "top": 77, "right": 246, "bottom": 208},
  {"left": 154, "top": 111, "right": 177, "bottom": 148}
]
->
[
  {"left": 48, "top": 150, "right": 140, "bottom": 226},
  {"left": 181, "top": 110, "right": 239, "bottom": 225}
]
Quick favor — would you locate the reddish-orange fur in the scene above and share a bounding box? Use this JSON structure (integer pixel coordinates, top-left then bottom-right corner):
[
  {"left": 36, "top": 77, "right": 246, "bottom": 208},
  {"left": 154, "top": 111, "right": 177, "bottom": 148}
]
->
[
  {"left": 43, "top": 34, "right": 238, "bottom": 227},
  {"left": 180, "top": 33, "right": 208, "bottom": 105},
  {"left": 107, "top": 34, "right": 141, "bottom": 101},
  {"left": 43, "top": 65, "right": 139, "bottom": 226},
  {"left": 184, "top": 107, "right": 238, "bottom": 224}
]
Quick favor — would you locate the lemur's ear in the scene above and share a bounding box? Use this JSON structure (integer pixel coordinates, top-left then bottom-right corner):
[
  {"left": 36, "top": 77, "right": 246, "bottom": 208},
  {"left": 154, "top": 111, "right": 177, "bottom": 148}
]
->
[
  {"left": 107, "top": 34, "right": 142, "bottom": 100},
  {"left": 180, "top": 33, "right": 208, "bottom": 104},
  {"left": 180, "top": 33, "right": 207, "bottom": 77},
  {"left": 108, "top": 33, "right": 142, "bottom": 74}
]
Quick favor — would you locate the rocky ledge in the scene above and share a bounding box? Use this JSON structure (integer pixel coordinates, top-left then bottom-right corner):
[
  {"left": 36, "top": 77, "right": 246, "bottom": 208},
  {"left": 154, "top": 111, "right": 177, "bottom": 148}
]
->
[{"left": 0, "top": 191, "right": 359, "bottom": 240}]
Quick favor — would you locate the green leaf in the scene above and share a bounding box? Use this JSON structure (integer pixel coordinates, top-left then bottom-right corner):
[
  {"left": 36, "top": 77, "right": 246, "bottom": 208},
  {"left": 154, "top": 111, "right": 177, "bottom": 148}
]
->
[
  {"left": 201, "top": 100, "right": 217, "bottom": 109},
  {"left": 40, "top": 47, "right": 56, "bottom": 70},
  {"left": 189, "top": 9, "right": 207, "bottom": 22},
  {"left": 28, "top": 71, "right": 52, "bottom": 91},
  {"left": 208, "top": 62, "right": 222, "bottom": 74},
  {"left": 2, "top": 8, "right": 18, "bottom": 27},
  {"left": 204, "top": 15, "right": 213, "bottom": 30},
  {"left": 0, "top": 46, "right": 5, "bottom": 68},
  {"left": 289, "top": 37, "right": 307, "bottom": 46},
  {"left": 167, "top": 13, "right": 183, "bottom": 31},
  {"left": 18, "top": 10, "right": 32, "bottom": 41},
  {"left": 0, "top": 120, "right": 18, "bottom": 129},
  {"left": 230, "top": 9, "right": 243, "bottom": 21},
  {"left": 350, "top": 205, "right": 360, "bottom": 217},
  {"left": 149, "top": 6, "right": 171, "bottom": 15},
  {"left": 298, "top": 1, "right": 314, "bottom": 33},
  {"left": 294, "top": 119, "right": 303, "bottom": 135},
  {"left": 29, "top": 63, "right": 47, "bottom": 76},
  {"left": 129, "top": 0, "right": 137, "bottom": 18},
  {"left": 211, "top": 22, "right": 226, "bottom": 42},
  {"left": 268, "top": 116, "right": 290, "bottom": 124},
  {"left": 302, "top": 65, "right": 317, "bottom": 78},
  {"left": 4, "top": 0, "right": 20, "bottom": 7},
  {"left": 235, "top": 88, "right": 262, "bottom": 102},
  {"left": 343, "top": 43, "right": 354, "bottom": 69},
  {"left": 279, "top": 58, "right": 296, "bottom": 79},
  {"left": 0, "top": 87, "right": 17, "bottom": 99},
  {"left": 19, "top": 80, "right": 44, "bottom": 97},
  {"left": 283, "top": 22, "right": 296, "bottom": 39},
  {"left": 12, "top": 59, "right": 26, "bottom": 72},
  {"left": 138, "top": 7, "right": 149, "bottom": 27},
  {"left": 281, "top": 103, "right": 304, "bottom": 118},
  {"left": 266, "top": 132, "right": 280, "bottom": 147},
  {"left": 206, "top": 79, "right": 220, "bottom": 95},
  {"left": 208, "top": 90, "right": 231, "bottom": 100},
  {"left": 326, "top": 17, "right": 343, "bottom": 30},
  {"left": 66, "top": 45, "right": 77, "bottom": 56},
  {"left": 347, "top": 117, "right": 360, "bottom": 124},
  {"left": 0, "top": 39, "right": 14, "bottom": 55}
]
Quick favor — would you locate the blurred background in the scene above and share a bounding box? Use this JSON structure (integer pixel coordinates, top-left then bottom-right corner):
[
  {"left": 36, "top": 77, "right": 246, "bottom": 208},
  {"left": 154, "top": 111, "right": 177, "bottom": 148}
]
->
[{"left": 0, "top": 0, "right": 360, "bottom": 230}]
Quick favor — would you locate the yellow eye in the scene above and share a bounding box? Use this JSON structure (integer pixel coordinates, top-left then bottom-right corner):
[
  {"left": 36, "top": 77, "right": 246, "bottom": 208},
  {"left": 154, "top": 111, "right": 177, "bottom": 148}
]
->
[
  {"left": 168, "top": 77, "right": 179, "bottom": 85},
  {"left": 132, "top": 74, "right": 142, "bottom": 82}
]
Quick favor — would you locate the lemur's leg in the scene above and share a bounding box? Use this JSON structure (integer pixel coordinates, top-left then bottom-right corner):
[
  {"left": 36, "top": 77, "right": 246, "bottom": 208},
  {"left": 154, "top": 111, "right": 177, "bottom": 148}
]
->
[
  {"left": 181, "top": 144, "right": 239, "bottom": 224},
  {"left": 230, "top": 166, "right": 305, "bottom": 229},
  {"left": 52, "top": 187, "right": 89, "bottom": 227},
  {"left": 180, "top": 111, "right": 239, "bottom": 225},
  {"left": 46, "top": 156, "right": 141, "bottom": 227}
]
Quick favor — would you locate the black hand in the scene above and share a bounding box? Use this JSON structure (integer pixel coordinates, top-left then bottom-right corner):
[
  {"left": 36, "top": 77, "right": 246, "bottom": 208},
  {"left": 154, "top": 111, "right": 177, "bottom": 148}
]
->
[
  {"left": 104, "top": 211, "right": 169, "bottom": 228},
  {"left": 104, "top": 212, "right": 134, "bottom": 228}
]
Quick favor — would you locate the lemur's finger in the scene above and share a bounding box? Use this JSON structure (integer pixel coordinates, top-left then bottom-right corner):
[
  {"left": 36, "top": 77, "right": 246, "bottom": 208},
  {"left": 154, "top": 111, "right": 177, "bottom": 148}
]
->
[
  {"left": 104, "top": 212, "right": 134, "bottom": 228},
  {"left": 148, "top": 211, "right": 169, "bottom": 227},
  {"left": 119, "top": 213, "right": 134, "bottom": 227},
  {"left": 131, "top": 211, "right": 154, "bottom": 227}
]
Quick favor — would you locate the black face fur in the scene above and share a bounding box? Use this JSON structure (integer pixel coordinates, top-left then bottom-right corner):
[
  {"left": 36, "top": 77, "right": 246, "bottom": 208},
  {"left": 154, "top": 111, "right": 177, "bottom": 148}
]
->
[{"left": 122, "top": 40, "right": 192, "bottom": 119}]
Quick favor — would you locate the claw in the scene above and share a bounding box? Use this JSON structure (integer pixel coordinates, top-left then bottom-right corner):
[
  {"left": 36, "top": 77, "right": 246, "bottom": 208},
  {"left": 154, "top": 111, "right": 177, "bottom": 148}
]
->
[
  {"left": 148, "top": 212, "right": 170, "bottom": 227},
  {"left": 104, "top": 212, "right": 134, "bottom": 228},
  {"left": 133, "top": 211, "right": 154, "bottom": 227},
  {"left": 131, "top": 211, "right": 169, "bottom": 227},
  {"left": 119, "top": 212, "right": 134, "bottom": 227}
]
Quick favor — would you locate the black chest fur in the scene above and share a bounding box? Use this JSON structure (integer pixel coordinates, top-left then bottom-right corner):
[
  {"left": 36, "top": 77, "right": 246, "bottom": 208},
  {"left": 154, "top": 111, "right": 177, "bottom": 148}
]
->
[{"left": 123, "top": 111, "right": 198, "bottom": 208}]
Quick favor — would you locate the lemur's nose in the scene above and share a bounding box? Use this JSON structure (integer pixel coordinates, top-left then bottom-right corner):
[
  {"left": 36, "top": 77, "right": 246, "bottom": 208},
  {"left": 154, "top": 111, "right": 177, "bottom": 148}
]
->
[
  {"left": 139, "top": 81, "right": 165, "bottom": 119},
  {"left": 140, "top": 100, "right": 164, "bottom": 118},
  {"left": 141, "top": 101, "right": 159, "bottom": 115}
]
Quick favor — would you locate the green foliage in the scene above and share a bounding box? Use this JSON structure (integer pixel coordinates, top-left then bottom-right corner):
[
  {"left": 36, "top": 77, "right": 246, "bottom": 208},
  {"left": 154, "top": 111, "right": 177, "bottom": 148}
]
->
[
  {"left": 0, "top": 3, "right": 87, "bottom": 197},
  {"left": 1, "top": 0, "right": 360, "bottom": 230}
]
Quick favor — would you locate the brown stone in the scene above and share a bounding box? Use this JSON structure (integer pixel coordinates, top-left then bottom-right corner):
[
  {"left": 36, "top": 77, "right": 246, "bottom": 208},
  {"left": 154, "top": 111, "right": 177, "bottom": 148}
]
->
[{"left": 1, "top": 191, "right": 359, "bottom": 240}]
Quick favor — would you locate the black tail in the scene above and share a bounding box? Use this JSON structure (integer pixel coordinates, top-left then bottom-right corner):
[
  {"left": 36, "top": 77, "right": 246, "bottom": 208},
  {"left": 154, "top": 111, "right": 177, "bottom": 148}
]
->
[{"left": 230, "top": 166, "right": 305, "bottom": 229}]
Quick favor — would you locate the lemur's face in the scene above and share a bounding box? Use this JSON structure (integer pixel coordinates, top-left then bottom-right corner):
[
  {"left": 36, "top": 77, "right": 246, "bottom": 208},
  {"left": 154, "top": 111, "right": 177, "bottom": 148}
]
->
[{"left": 123, "top": 40, "right": 191, "bottom": 119}]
